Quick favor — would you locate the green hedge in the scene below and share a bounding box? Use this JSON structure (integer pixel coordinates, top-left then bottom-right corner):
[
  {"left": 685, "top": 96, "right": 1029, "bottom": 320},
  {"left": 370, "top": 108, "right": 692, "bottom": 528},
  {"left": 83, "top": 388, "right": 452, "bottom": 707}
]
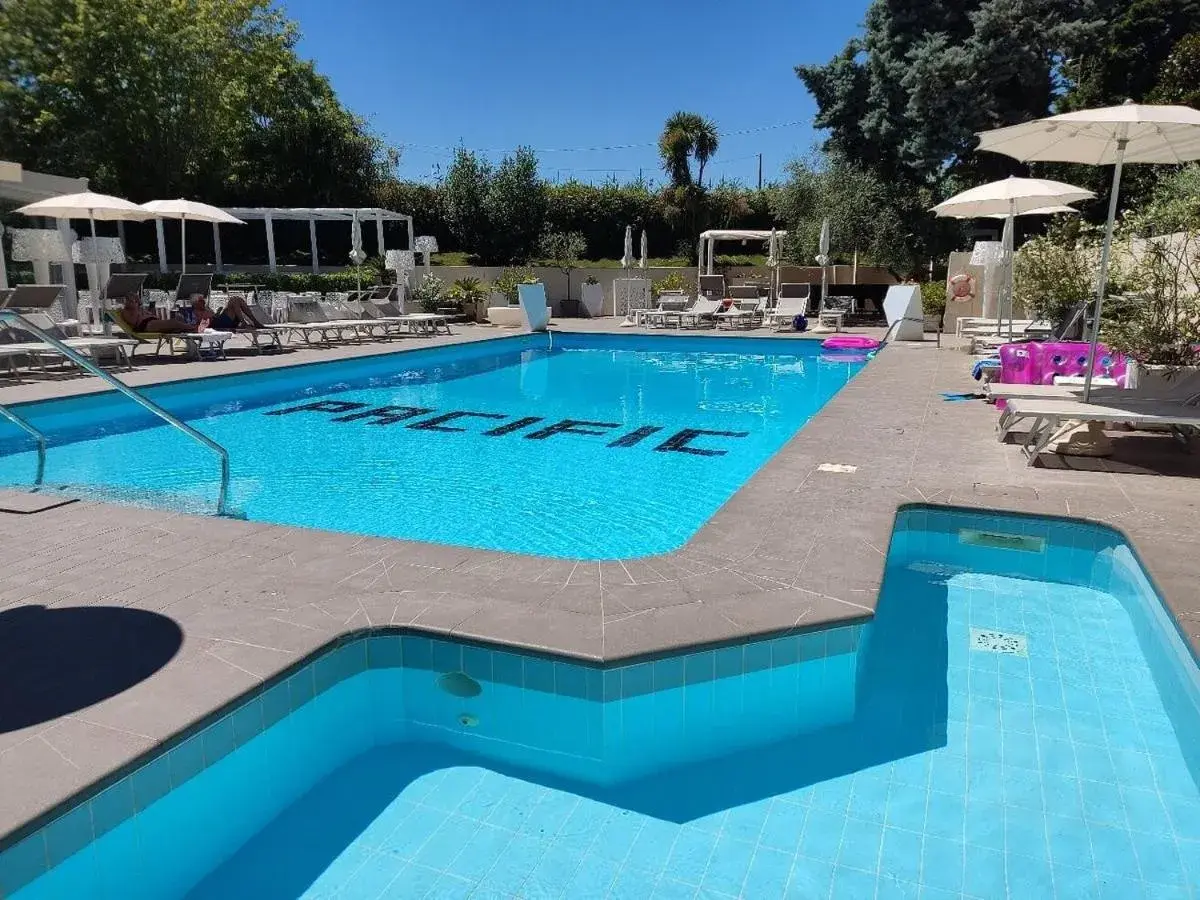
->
[{"left": 135, "top": 270, "right": 389, "bottom": 293}]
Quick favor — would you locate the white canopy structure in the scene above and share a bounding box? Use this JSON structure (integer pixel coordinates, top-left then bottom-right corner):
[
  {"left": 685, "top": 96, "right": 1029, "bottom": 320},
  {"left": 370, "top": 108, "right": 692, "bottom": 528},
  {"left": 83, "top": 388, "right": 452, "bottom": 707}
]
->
[
  {"left": 216, "top": 207, "right": 415, "bottom": 275},
  {"left": 698, "top": 229, "right": 788, "bottom": 274},
  {"left": 0, "top": 161, "right": 89, "bottom": 292}
]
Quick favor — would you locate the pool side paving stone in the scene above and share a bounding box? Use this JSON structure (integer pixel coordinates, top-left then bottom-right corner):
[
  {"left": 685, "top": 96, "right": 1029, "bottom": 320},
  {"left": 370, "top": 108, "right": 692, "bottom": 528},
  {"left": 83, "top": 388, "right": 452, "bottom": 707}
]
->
[{"left": 2, "top": 320, "right": 1200, "bottom": 839}]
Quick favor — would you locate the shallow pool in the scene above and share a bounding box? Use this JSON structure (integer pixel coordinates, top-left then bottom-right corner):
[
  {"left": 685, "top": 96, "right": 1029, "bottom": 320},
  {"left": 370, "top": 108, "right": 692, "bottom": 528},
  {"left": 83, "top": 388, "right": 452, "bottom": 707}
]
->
[
  {"left": 0, "top": 333, "right": 865, "bottom": 559},
  {"left": 2, "top": 506, "right": 1197, "bottom": 899}
]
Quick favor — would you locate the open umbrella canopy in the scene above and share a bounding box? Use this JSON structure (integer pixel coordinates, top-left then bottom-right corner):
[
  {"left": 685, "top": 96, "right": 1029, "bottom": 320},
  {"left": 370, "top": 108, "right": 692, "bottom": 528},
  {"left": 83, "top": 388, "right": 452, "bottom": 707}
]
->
[
  {"left": 976, "top": 102, "right": 1200, "bottom": 165},
  {"left": 139, "top": 199, "right": 244, "bottom": 225},
  {"left": 977, "top": 102, "right": 1200, "bottom": 400},
  {"left": 140, "top": 199, "right": 244, "bottom": 277},
  {"left": 15, "top": 191, "right": 150, "bottom": 221},
  {"left": 932, "top": 177, "right": 1094, "bottom": 218},
  {"left": 986, "top": 205, "right": 1078, "bottom": 219}
]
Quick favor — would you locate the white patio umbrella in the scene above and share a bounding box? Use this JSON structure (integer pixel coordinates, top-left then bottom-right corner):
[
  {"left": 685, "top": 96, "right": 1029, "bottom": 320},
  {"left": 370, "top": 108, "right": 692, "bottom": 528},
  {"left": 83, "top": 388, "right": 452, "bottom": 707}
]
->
[
  {"left": 350, "top": 212, "right": 367, "bottom": 293},
  {"left": 16, "top": 192, "right": 152, "bottom": 334},
  {"left": 140, "top": 199, "right": 245, "bottom": 277},
  {"left": 815, "top": 218, "right": 831, "bottom": 324},
  {"left": 985, "top": 205, "right": 1078, "bottom": 218},
  {"left": 621, "top": 226, "right": 633, "bottom": 270},
  {"left": 639, "top": 230, "right": 648, "bottom": 269},
  {"left": 977, "top": 101, "right": 1200, "bottom": 399},
  {"left": 766, "top": 228, "right": 779, "bottom": 300},
  {"left": 933, "top": 177, "right": 1094, "bottom": 337}
]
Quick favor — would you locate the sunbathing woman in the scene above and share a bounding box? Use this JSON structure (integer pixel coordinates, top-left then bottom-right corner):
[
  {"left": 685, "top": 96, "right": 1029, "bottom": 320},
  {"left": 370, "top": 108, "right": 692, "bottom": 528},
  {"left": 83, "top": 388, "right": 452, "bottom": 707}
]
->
[{"left": 190, "top": 294, "right": 265, "bottom": 331}]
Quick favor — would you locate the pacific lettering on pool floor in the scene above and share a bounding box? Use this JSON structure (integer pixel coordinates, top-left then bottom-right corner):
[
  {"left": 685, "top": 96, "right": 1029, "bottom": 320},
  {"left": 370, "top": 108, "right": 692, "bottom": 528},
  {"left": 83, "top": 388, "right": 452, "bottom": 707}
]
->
[
  {"left": 263, "top": 401, "right": 750, "bottom": 455},
  {"left": 332, "top": 405, "right": 432, "bottom": 426},
  {"left": 407, "top": 411, "right": 507, "bottom": 432},
  {"left": 653, "top": 428, "right": 751, "bottom": 457}
]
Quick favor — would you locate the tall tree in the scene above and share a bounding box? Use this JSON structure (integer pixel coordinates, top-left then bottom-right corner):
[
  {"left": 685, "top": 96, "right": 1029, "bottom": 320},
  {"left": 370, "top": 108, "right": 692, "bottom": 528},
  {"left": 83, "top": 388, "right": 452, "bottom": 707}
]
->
[
  {"left": 487, "top": 147, "right": 547, "bottom": 264},
  {"left": 772, "top": 151, "right": 956, "bottom": 275},
  {"left": 657, "top": 112, "right": 720, "bottom": 188},
  {"left": 797, "top": 0, "right": 1101, "bottom": 186},
  {"left": 0, "top": 0, "right": 392, "bottom": 203},
  {"left": 442, "top": 149, "right": 492, "bottom": 260},
  {"left": 1061, "top": 0, "right": 1200, "bottom": 109}
]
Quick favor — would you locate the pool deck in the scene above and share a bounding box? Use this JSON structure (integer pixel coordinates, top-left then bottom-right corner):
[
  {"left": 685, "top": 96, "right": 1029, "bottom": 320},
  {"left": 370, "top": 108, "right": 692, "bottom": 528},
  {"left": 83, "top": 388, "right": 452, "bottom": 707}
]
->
[{"left": 3, "top": 320, "right": 1200, "bottom": 839}]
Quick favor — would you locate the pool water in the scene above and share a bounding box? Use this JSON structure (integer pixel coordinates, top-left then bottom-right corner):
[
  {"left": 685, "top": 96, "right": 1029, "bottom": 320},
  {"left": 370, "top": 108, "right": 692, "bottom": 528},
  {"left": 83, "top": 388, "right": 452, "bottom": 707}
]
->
[
  {"left": 0, "top": 334, "right": 865, "bottom": 559},
  {"left": 5, "top": 506, "right": 1198, "bottom": 900}
]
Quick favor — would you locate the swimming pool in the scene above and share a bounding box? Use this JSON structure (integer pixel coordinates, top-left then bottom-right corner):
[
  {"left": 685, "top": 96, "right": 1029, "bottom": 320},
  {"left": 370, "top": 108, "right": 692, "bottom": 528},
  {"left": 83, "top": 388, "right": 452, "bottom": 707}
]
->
[
  {"left": 0, "top": 333, "right": 865, "bottom": 559},
  {"left": 3, "top": 505, "right": 1197, "bottom": 899}
]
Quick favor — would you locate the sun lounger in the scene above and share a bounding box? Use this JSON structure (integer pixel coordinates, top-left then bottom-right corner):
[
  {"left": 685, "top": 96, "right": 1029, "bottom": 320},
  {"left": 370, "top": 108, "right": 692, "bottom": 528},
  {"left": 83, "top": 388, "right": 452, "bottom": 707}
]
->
[
  {"left": 1001, "top": 397, "right": 1200, "bottom": 464},
  {"left": 108, "top": 310, "right": 232, "bottom": 360},
  {"left": 654, "top": 297, "right": 721, "bottom": 328},
  {"left": 283, "top": 301, "right": 372, "bottom": 344},
  {"left": 713, "top": 299, "right": 762, "bottom": 329},
  {"left": 697, "top": 274, "right": 726, "bottom": 300},
  {"left": 764, "top": 296, "right": 810, "bottom": 330},
  {"left": 3, "top": 312, "right": 136, "bottom": 371}
]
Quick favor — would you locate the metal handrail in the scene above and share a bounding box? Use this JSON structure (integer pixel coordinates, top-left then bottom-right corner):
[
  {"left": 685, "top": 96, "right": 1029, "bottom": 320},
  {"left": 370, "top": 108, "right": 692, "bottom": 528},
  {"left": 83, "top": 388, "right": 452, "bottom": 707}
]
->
[
  {"left": 0, "top": 311, "right": 231, "bottom": 516},
  {"left": 0, "top": 402, "right": 46, "bottom": 485}
]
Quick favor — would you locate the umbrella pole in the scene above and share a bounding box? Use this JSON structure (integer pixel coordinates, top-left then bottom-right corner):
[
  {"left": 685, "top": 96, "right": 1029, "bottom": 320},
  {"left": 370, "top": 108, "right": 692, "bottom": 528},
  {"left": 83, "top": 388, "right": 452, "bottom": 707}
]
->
[
  {"left": 1006, "top": 202, "right": 1015, "bottom": 341},
  {"left": 180, "top": 214, "right": 187, "bottom": 277},
  {"left": 90, "top": 214, "right": 112, "bottom": 337},
  {"left": 1083, "top": 139, "right": 1127, "bottom": 403}
]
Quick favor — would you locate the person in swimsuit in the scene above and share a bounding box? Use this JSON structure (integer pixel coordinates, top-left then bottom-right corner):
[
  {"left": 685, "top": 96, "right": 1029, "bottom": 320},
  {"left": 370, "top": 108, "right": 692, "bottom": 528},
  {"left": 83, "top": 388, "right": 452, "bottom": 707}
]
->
[
  {"left": 119, "top": 294, "right": 193, "bottom": 334},
  {"left": 191, "top": 294, "right": 264, "bottom": 331}
]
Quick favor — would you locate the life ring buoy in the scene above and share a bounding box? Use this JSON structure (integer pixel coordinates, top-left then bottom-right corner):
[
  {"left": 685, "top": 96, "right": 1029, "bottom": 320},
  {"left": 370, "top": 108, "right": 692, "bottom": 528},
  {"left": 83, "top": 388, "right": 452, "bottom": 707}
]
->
[{"left": 948, "top": 272, "right": 977, "bottom": 303}]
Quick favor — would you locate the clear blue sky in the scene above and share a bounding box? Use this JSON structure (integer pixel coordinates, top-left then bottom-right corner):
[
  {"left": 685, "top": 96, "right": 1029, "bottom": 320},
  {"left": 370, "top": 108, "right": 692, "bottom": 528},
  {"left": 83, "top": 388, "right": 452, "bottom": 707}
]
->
[{"left": 282, "top": 0, "right": 872, "bottom": 187}]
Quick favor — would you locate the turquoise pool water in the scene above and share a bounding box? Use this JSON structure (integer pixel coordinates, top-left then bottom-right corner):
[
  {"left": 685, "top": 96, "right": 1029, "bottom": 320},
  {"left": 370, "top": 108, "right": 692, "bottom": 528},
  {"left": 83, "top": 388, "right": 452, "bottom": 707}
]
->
[
  {"left": 0, "top": 334, "right": 865, "bottom": 559},
  {"left": 2, "top": 506, "right": 1198, "bottom": 899}
]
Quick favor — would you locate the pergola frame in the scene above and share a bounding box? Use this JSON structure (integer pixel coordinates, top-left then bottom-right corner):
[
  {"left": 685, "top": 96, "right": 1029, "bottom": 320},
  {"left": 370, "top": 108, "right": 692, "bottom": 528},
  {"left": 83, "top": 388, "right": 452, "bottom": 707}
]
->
[
  {"left": 165, "top": 206, "right": 418, "bottom": 275},
  {"left": 0, "top": 160, "right": 89, "bottom": 296}
]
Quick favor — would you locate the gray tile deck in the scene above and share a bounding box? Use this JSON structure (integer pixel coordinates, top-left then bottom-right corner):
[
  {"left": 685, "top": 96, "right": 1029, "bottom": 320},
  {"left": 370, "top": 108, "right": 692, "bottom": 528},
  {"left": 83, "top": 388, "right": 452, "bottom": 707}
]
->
[{"left": 3, "top": 320, "right": 1200, "bottom": 840}]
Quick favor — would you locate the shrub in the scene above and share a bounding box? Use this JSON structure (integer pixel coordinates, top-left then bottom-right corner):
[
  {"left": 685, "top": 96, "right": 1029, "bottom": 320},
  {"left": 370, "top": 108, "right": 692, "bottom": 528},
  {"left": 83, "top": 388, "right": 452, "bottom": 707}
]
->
[
  {"left": 411, "top": 272, "right": 445, "bottom": 313},
  {"left": 920, "top": 281, "right": 945, "bottom": 316},
  {"left": 447, "top": 277, "right": 488, "bottom": 317},
  {"left": 491, "top": 266, "right": 538, "bottom": 304},
  {"left": 652, "top": 271, "right": 687, "bottom": 297},
  {"left": 1013, "top": 220, "right": 1100, "bottom": 323}
]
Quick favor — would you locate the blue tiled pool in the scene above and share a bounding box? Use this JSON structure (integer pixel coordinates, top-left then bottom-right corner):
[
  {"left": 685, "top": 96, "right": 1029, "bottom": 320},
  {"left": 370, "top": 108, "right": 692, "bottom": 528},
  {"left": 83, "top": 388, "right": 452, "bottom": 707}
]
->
[
  {"left": 0, "top": 333, "right": 866, "bottom": 559},
  {"left": 2, "top": 506, "right": 1197, "bottom": 899}
]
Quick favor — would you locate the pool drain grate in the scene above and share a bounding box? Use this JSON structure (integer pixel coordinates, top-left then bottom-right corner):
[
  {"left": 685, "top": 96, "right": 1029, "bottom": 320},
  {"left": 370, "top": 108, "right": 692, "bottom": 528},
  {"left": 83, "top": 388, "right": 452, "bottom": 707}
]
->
[{"left": 970, "top": 628, "right": 1028, "bottom": 656}]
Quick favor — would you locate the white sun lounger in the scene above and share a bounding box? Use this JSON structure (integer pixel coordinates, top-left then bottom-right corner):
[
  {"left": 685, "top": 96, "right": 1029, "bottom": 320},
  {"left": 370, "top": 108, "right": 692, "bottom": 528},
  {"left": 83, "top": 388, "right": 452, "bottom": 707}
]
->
[
  {"left": 1001, "top": 397, "right": 1200, "bottom": 465},
  {"left": 764, "top": 296, "right": 810, "bottom": 330}
]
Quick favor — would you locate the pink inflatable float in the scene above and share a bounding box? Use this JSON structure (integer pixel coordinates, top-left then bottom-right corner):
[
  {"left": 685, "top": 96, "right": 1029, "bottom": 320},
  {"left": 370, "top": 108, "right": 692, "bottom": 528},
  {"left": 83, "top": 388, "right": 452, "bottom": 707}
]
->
[
  {"left": 821, "top": 335, "right": 880, "bottom": 351},
  {"left": 997, "top": 341, "right": 1129, "bottom": 391}
]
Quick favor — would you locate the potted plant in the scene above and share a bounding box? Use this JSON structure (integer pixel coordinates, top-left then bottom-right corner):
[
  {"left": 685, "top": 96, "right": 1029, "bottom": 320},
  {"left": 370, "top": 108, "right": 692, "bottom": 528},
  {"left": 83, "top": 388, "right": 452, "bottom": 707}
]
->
[
  {"left": 580, "top": 275, "right": 604, "bottom": 317},
  {"left": 491, "top": 267, "right": 537, "bottom": 305},
  {"left": 447, "top": 276, "right": 488, "bottom": 321}
]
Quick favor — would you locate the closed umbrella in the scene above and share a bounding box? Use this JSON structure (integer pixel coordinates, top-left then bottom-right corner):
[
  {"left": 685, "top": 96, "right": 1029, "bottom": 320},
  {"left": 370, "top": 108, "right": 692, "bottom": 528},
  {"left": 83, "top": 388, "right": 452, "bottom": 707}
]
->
[
  {"left": 350, "top": 212, "right": 366, "bottom": 293},
  {"left": 933, "top": 177, "right": 1095, "bottom": 337},
  {"left": 766, "top": 228, "right": 779, "bottom": 300},
  {"left": 816, "top": 218, "right": 831, "bottom": 323},
  {"left": 16, "top": 192, "right": 152, "bottom": 334},
  {"left": 140, "top": 199, "right": 245, "bottom": 278},
  {"left": 976, "top": 101, "right": 1200, "bottom": 400},
  {"left": 639, "top": 230, "right": 648, "bottom": 269},
  {"left": 621, "top": 226, "right": 633, "bottom": 270}
]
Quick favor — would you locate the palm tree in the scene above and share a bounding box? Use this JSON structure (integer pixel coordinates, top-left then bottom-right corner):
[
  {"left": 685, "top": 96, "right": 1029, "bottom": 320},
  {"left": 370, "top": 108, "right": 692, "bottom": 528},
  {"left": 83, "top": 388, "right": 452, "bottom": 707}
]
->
[{"left": 658, "top": 112, "right": 720, "bottom": 188}]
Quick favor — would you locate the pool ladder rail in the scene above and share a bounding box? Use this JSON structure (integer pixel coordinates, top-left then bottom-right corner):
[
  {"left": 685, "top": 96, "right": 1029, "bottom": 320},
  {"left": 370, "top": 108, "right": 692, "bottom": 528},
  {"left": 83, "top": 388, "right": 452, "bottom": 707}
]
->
[{"left": 0, "top": 309, "right": 232, "bottom": 517}]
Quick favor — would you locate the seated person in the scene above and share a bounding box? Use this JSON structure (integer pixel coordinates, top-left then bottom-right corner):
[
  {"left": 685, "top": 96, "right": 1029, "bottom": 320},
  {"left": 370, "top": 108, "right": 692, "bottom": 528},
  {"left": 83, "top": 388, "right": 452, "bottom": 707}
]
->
[
  {"left": 118, "top": 294, "right": 194, "bottom": 334},
  {"left": 190, "top": 294, "right": 264, "bottom": 331}
]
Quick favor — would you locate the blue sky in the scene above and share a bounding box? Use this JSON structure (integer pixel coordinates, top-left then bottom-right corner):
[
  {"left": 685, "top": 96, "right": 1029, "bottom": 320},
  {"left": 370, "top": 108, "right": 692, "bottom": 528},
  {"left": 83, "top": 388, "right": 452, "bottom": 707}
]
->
[{"left": 283, "top": 0, "right": 872, "bottom": 187}]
